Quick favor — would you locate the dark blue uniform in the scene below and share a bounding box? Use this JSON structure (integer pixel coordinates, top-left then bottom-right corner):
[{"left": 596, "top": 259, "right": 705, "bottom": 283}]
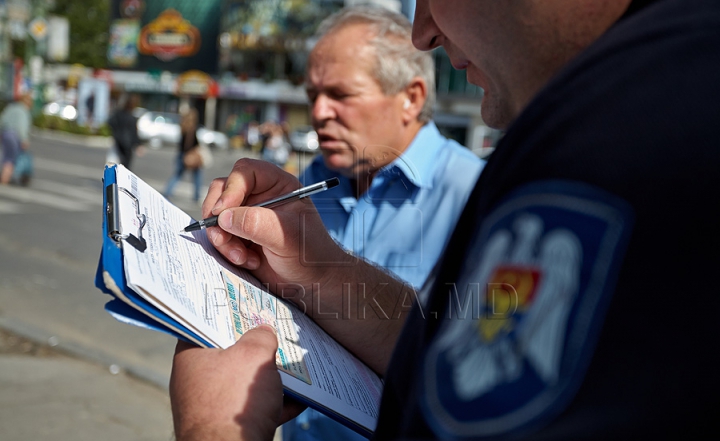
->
[{"left": 374, "top": 0, "right": 720, "bottom": 438}]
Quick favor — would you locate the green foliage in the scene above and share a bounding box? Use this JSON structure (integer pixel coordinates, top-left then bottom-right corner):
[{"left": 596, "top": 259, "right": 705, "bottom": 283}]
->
[
  {"left": 11, "top": 39, "right": 27, "bottom": 60},
  {"left": 51, "top": 0, "right": 111, "bottom": 68},
  {"left": 96, "top": 124, "right": 112, "bottom": 137},
  {"left": 33, "top": 114, "right": 111, "bottom": 137},
  {"left": 33, "top": 114, "right": 68, "bottom": 131},
  {"left": 67, "top": 123, "right": 93, "bottom": 135}
]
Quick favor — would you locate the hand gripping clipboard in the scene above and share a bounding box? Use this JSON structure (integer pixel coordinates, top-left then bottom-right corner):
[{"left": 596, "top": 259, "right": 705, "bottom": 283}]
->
[
  {"left": 94, "top": 164, "right": 213, "bottom": 347},
  {"left": 93, "top": 165, "right": 381, "bottom": 438}
]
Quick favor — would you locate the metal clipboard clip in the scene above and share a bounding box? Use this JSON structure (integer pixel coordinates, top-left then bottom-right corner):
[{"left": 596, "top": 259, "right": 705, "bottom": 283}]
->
[{"left": 106, "top": 183, "right": 148, "bottom": 252}]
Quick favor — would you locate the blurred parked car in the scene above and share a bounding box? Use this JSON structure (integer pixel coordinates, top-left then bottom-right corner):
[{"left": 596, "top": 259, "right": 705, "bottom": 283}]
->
[
  {"left": 42, "top": 102, "right": 78, "bottom": 121},
  {"left": 136, "top": 110, "right": 229, "bottom": 150},
  {"left": 289, "top": 125, "right": 319, "bottom": 152},
  {"left": 197, "top": 126, "right": 229, "bottom": 152}
]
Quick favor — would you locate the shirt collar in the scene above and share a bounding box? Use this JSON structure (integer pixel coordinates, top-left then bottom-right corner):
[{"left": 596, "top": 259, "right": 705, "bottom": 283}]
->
[{"left": 378, "top": 122, "right": 446, "bottom": 190}]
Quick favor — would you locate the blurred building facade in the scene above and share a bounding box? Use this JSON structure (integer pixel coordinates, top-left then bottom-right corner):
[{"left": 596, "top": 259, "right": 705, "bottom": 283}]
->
[{"left": 11, "top": 0, "right": 498, "bottom": 155}]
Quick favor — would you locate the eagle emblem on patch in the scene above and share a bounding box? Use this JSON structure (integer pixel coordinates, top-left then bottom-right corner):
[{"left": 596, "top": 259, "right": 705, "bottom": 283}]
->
[{"left": 421, "top": 181, "right": 633, "bottom": 439}]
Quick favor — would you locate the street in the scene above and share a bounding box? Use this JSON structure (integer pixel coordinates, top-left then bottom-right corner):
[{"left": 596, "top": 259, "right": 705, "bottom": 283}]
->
[{"left": 0, "top": 132, "right": 314, "bottom": 440}]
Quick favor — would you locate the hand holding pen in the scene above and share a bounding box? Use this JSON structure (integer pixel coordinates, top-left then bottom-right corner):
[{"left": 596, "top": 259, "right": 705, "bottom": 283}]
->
[{"left": 182, "top": 177, "right": 339, "bottom": 233}]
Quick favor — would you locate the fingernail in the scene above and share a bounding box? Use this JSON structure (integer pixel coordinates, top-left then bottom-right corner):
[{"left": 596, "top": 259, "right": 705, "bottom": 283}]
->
[
  {"left": 218, "top": 210, "right": 233, "bottom": 229},
  {"left": 212, "top": 199, "right": 223, "bottom": 214},
  {"left": 257, "top": 324, "right": 277, "bottom": 335},
  {"left": 229, "top": 249, "right": 242, "bottom": 264},
  {"left": 207, "top": 228, "right": 219, "bottom": 245}
]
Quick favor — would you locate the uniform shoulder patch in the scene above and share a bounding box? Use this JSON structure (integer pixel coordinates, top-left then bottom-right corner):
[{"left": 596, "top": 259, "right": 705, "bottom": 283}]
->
[{"left": 421, "top": 180, "right": 634, "bottom": 439}]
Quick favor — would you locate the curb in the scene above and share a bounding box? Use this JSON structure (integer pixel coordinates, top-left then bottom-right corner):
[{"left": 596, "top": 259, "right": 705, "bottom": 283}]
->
[
  {"left": 0, "top": 316, "right": 170, "bottom": 391},
  {"left": 31, "top": 129, "right": 114, "bottom": 149}
]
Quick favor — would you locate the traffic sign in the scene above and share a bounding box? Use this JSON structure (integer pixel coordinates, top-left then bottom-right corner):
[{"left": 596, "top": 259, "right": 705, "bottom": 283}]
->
[{"left": 28, "top": 17, "right": 48, "bottom": 41}]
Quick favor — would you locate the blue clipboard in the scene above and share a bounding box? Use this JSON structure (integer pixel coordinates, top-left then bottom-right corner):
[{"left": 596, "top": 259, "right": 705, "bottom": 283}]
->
[
  {"left": 94, "top": 164, "right": 213, "bottom": 347},
  {"left": 93, "top": 165, "right": 376, "bottom": 438}
]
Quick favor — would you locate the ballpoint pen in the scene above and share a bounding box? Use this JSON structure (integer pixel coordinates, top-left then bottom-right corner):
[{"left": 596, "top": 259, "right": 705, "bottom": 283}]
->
[{"left": 181, "top": 177, "right": 340, "bottom": 233}]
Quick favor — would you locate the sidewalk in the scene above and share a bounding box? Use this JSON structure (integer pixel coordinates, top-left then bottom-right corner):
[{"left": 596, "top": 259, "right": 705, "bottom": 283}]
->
[
  {"left": 0, "top": 325, "right": 284, "bottom": 441},
  {"left": 0, "top": 327, "right": 174, "bottom": 441}
]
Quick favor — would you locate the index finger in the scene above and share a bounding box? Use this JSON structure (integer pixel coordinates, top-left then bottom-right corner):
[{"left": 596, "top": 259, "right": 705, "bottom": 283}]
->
[{"left": 210, "top": 158, "right": 301, "bottom": 216}]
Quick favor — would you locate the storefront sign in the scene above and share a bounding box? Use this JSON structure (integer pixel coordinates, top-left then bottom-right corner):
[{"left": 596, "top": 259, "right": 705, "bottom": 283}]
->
[
  {"left": 176, "top": 70, "right": 218, "bottom": 97},
  {"left": 138, "top": 9, "right": 201, "bottom": 62},
  {"left": 108, "top": 19, "right": 141, "bottom": 67}
]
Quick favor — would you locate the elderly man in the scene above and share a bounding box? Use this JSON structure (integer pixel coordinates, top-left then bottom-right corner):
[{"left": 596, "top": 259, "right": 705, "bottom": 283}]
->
[
  {"left": 285, "top": 7, "right": 482, "bottom": 440},
  {"left": 300, "top": 7, "right": 483, "bottom": 289},
  {"left": 171, "top": 0, "right": 719, "bottom": 439}
]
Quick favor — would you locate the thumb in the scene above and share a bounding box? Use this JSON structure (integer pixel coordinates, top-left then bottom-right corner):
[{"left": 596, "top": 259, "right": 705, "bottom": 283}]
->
[{"left": 230, "top": 324, "right": 279, "bottom": 358}]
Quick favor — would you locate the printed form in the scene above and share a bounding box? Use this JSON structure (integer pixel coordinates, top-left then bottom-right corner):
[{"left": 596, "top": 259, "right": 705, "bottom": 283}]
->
[{"left": 113, "top": 165, "right": 382, "bottom": 433}]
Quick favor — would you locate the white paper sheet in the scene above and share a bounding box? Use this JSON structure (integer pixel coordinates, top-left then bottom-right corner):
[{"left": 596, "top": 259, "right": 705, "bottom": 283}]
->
[{"left": 112, "top": 165, "right": 382, "bottom": 433}]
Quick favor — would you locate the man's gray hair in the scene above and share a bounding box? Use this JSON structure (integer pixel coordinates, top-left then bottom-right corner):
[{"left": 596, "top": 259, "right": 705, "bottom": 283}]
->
[{"left": 316, "top": 5, "right": 435, "bottom": 123}]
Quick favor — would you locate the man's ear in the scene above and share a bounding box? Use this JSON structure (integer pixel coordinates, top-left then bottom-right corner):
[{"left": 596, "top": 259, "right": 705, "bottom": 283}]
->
[{"left": 401, "top": 77, "right": 428, "bottom": 124}]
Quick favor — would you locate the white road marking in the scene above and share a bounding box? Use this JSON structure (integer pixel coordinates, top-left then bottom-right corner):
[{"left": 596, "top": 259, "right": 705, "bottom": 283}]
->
[
  {"left": 31, "top": 179, "right": 102, "bottom": 205},
  {"left": 0, "top": 184, "right": 91, "bottom": 211},
  {"left": 1, "top": 157, "right": 203, "bottom": 215},
  {"left": 0, "top": 200, "right": 22, "bottom": 214},
  {"left": 34, "top": 157, "right": 105, "bottom": 180}
]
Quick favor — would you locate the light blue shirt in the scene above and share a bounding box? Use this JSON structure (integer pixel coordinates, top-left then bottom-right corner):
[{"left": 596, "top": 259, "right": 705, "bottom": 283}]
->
[
  {"left": 285, "top": 123, "right": 484, "bottom": 441},
  {"left": 300, "top": 122, "right": 485, "bottom": 288}
]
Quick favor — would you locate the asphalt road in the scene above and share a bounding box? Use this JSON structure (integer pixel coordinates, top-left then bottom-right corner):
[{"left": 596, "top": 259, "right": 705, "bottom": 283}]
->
[
  {"left": 1, "top": 135, "right": 239, "bottom": 384},
  {"left": 0, "top": 134, "right": 315, "bottom": 384},
  {"left": 0, "top": 132, "right": 315, "bottom": 440}
]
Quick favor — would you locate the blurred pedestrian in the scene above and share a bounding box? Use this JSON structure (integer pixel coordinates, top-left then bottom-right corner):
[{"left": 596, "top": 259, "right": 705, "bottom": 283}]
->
[
  {"left": 245, "top": 120, "right": 260, "bottom": 151},
  {"left": 107, "top": 94, "right": 142, "bottom": 170},
  {"left": 261, "top": 121, "right": 290, "bottom": 168},
  {"left": 0, "top": 93, "right": 33, "bottom": 185},
  {"left": 224, "top": 114, "right": 243, "bottom": 150},
  {"left": 85, "top": 92, "right": 96, "bottom": 127},
  {"left": 164, "top": 108, "right": 203, "bottom": 202}
]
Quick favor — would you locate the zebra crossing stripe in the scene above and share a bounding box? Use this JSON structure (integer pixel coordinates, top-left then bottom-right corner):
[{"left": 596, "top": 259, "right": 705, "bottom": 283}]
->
[
  {"left": 31, "top": 179, "right": 101, "bottom": 205},
  {"left": 0, "top": 200, "right": 22, "bottom": 214},
  {"left": 0, "top": 185, "right": 91, "bottom": 211},
  {"left": 1, "top": 157, "right": 204, "bottom": 213},
  {"left": 33, "top": 157, "right": 104, "bottom": 180}
]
